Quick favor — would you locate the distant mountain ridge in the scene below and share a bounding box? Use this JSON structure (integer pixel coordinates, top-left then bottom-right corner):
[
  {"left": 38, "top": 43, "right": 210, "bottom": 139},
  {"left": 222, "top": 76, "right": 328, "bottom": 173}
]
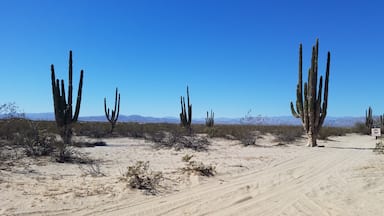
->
[{"left": 7, "top": 112, "right": 365, "bottom": 127}]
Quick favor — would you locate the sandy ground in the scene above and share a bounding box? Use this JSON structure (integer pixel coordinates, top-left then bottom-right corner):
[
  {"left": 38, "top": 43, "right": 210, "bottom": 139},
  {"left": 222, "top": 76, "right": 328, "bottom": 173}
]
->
[{"left": 1, "top": 133, "right": 384, "bottom": 215}]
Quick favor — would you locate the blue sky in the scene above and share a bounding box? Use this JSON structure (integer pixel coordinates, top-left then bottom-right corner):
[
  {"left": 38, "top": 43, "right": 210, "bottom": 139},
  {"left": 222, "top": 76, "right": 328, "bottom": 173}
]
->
[{"left": 0, "top": 0, "right": 383, "bottom": 118}]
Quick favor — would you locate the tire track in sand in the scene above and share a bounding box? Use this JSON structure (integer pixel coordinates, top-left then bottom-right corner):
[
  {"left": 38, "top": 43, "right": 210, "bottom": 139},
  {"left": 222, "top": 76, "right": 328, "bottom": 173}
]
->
[{"left": 73, "top": 147, "right": 360, "bottom": 216}]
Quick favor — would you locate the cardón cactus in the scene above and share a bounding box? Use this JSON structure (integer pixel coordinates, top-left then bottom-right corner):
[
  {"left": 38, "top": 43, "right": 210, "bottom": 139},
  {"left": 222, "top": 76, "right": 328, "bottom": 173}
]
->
[
  {"left": 290, "top": 39, "right": 330, "bottom": 147},
  {"left": 51, "top": 50, "right": 83, "bottom": 145},
  {"left": 104, "top": 88, "right": 120, "bottom": 133},
  {"left": 206, "top": 110, "right": 214, "bottom": 127},
  {"left": 180, "top": 86, "right": 192, "bottom": 128}
]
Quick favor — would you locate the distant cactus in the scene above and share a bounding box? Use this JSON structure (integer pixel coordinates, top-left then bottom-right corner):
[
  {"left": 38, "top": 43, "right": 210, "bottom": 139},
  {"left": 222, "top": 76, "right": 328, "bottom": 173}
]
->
[
  {"left": 205, "top": 110, "right": 214, "bottom": 127},
  {"left": 180, "top": 86, "right": 192, "bottom": 128},
  {"left": 365, "top": 106, "right": 374, "bottom": 130},
  {"left": 104, "top": 88, "right": 120, "bottom": 133},
  {"left": 290, "top": 39, "right": 330, "bottom": 147},
  {"left": 51, "top": 50, "right": 83, "bottom": 161}
]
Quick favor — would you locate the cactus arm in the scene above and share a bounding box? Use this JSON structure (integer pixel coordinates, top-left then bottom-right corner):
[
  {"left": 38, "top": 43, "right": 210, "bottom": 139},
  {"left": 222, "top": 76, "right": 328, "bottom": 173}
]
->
[
  {"left": 297, "top": 43, "right": 304, "bottom": 121},
  {"left": 314, "top": 76, "right": 323, "bottom": 130},
  {"left": 104, "top": 98, "right": 111, "bottom": 121},
  {"left": 72, "top": 70, "right": 83, "bottom": 122},
  {"left": 68, "top": 50, "right": 73, "bottom": 123},
  {"left": 290, "top": 102, "right": 300, "bottom": 118},
  {"left": 318, "top": 52, "right": 330, "bottom": 128},
  {"left": 116, "top": 92, "right": 120, "bottom": 121},
  {"left": 104, "top": 88, "right": 120, "bottom": 133},
  {"left": 303, "top": 82, "right": 309, "bottom": 133}
]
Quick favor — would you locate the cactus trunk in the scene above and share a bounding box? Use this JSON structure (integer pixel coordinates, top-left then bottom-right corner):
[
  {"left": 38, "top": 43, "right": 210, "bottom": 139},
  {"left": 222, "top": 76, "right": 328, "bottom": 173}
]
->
[{"left": 290, "top": 39, "right": 330, "bottom": 147}]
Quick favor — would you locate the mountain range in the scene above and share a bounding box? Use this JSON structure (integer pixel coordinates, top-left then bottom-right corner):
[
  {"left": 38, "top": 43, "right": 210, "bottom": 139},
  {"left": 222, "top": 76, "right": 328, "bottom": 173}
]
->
[{"left": 5, "top": 112, "right": 364, "bottom": 128}]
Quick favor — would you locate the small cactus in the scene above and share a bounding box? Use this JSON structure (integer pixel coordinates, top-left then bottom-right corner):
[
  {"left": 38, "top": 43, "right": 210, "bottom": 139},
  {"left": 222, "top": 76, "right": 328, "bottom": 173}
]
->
[
  {"left": 365, "top": 106, "right": 373, "bottom": 130},
  {"left": 205, "top": 110, "right": 214, "bottom": 127},
  {"left": 180, "top": 86, "right": 192, "bottom": 128},
  {"left": 104, "top": 88, "right": 120, "bottom": 133}
]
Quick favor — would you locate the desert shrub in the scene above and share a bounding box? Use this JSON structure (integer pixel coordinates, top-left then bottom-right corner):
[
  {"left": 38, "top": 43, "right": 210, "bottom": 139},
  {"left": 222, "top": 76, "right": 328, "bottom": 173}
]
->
[
  {"left": 318, "top": 127, "right": 350, "bottom": 140},
  {"left": 351, "top": 122, "right": 370, "bottom": 135},
  {"left": 181, "top": 155, "right": 216, "bottom": 177},
  {"left": 270, "top": 126, "right": 303, "bottom": 143},
  {"left": 0, "top": 118, "right": 31, "bottom": 140},
  {"left": 53, "top": 145, "right": 92, "bottom": 163},
  {"left": 182, "top": 153, "right": 194, "bottom": 162},
  {"left": 120, "top": 161, "right": 163, "bottom": 195},
  {"left": 73, "top": 122, "right": 110, "bottom": 138},
  {"left": 239, "top": 130, "right": 259, "bottom": 146},
  {"left": 153, "top": 131, "right": 209, "bottom": 151},
  {"left": 0, "top": 140, "right": 22, "bottom": 165},
  {"left": 79, "top": 160, "right": 105, "bottom": 177},
  {"left": 17, "top": 129, "right": 56, "bottom": 157},
  {"left": 2, "top": 119, "right": 55, "bottom": 157},
  {"left": 0, "top": 102, "right": 24, "bottom": 119},
  {"left": 373, "top": 140, "right": 384, "bottom": 154},
  {"left": 203, "top": 127, "right": 217, "bottom": 138}
]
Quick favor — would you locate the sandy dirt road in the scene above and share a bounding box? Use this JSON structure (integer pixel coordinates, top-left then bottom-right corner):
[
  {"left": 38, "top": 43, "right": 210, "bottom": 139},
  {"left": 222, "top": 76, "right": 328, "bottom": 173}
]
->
[{"left": 67, "top": 134, "right": 384, "bottom": 216}]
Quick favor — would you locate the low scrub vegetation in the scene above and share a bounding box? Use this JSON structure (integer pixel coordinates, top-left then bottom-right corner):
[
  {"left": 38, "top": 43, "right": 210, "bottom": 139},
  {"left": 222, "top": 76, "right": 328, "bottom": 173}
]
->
[
  {"left": 152, "top": 131, "right": 210, "bottom": 151},
  {"left": 181, "top": 154, "right": 216, "bottom": 177},
  {"left": 374, "top": 140, "right": 384, "bottom": 154},
  {"left": 1, "top": 118, "right": 360, "bottom": 163},
  {"left": 318, "top": 126, "right": 350, "bottom": 140},
  {"left": 120, "top": 161, "right": 163, "bottom": 195}
]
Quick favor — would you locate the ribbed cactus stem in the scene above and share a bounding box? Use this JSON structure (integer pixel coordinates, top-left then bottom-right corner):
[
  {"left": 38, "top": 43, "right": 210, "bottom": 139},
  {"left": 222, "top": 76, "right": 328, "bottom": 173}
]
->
[
  {"left": 180, "top": 86, "right": 192, "bottom": 128},
  {"left": 206, "top": 110, "right": 214, "bottom": 127},
  {"left": 290, "top": 39, "right": 330, "bottom": 147},
  {"left": 104, "top": 88, "right": 120, "bottom": 133},
  {"left": 365, "top": 106, "right": 373, "bottom": 130},
  {"left": 51, "top": 50, "right": 83, "bottom": 145}
]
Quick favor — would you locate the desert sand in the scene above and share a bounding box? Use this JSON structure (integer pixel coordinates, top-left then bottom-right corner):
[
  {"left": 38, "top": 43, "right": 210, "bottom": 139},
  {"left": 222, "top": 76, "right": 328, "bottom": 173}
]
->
[{"left": 1, "top": 133, "right": 384, "bottom": 215}]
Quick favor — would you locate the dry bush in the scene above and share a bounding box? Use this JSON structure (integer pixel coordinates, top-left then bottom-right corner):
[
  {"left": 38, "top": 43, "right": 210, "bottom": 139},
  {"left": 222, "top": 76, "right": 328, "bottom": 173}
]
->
[
  {"left": 120, "top": 161, "right": 163, "bottom": 195},
  {"left": 351, "top": 122, "right": 370, "bottom": 135},
  {"left": 374, "top": 140, "right": 384, "bottom": 154},
  {"left": 53, "top": 145, "right": 93, "bottom": 164},
  {"left": 0, "top": 140, "right": 23, "bottom": 167},
  {"left": 73, "top": 122, "right": 110, "bottom": 138},
  {"left": 273, "top": 128, "right": 303, "bottom": 143},
  {"left": 79, "top": 160, "right": 105, "bottom": 177},
  {"left": 0, "top": 118, "right": 33, "bottom": 140},
  {"left": 0, "top": 119, "right": 57, "bottom": 158},
  {"left": 182, "top": 153, "right": 194, "bottom": 162},
  {"left": 318, "top": 127, "right": 350, "bottom": 140},
  {"left": 153, "top": 131, "right": 209, "bottom": 151},
  {"left": 181, "top": 154, "right": 216, "bottom": 177},
  {"left": 12, "top": 120, "right": 56, "bottom": 157}
]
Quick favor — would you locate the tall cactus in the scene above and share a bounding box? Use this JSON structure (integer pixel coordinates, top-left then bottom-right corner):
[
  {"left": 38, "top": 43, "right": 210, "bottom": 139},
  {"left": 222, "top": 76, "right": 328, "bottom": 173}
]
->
[
  {"left": 51, "top": 50, "right": 84, "bottom": 146},
  {"left": 104, "top": 88, "right": 120, "bottom": 133},
  {"left": 365, "top": 106, "right": 374, "bottom": 130},
  {"left": 290, "top": 39, "right": 330, "bottom": 147},
  {"left": 180, "top": 86, "right": 192, "bottom": 128},
  {"left": 206, "top": 110, "right": 214, "bottom": 127}
]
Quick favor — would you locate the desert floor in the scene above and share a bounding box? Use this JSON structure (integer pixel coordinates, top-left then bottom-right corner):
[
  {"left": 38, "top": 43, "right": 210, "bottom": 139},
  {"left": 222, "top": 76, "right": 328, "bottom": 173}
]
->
[{"left": 1, "top": 133, "right": 384, "bottom": 216}]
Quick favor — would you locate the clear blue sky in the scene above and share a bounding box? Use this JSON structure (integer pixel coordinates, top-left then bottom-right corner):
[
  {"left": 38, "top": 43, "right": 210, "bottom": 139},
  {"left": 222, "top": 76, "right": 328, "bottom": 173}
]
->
[{"left": 1, "top": 0, "right": 383, "bottom": 118}]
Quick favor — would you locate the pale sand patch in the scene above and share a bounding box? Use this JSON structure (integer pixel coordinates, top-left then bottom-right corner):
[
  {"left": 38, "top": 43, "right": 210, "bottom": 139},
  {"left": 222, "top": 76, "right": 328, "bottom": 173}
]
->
[{"left": 1, "top": 134, "right": 383, "bottom": 215}]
